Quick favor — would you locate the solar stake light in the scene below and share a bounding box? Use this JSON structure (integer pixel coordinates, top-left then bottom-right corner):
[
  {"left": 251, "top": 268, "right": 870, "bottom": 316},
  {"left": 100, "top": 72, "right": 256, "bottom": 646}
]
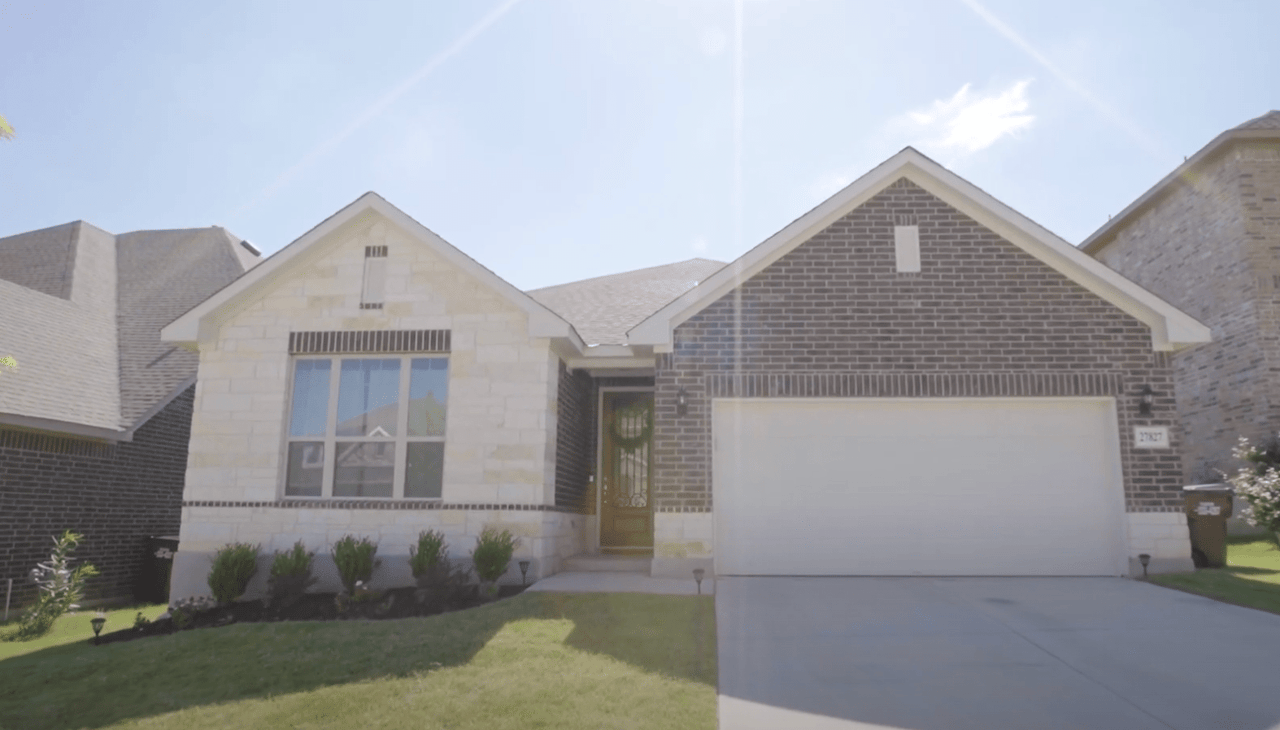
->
[
  {"left": 1139, "top": 553, "right": 1151, "bottom": 578},
  {"left": 519, "top": 560, "right": 531, "bottom": 586},
  {"left": 90, "top": 612, "right": 107, "bottom": 645},
  {"left": 693, "top": 568, "right": 705, "bottom": 594}
]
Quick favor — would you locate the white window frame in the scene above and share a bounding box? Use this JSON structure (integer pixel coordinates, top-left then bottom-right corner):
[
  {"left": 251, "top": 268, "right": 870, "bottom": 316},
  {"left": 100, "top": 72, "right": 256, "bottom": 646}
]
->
[{"left": 283, "top": 353, "right": 448, "bottom": 499}]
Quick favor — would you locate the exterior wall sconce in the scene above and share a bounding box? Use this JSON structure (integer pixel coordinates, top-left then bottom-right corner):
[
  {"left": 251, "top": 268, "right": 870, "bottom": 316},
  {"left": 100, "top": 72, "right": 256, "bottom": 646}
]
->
[
  {"left": 676, "top": 387, "right": 689, "bottom": 416},
  {"left": 1138, "top": 385, "right": 1154, "bottom": 416},
  {"left": 1138, "top": 553, "right": 1151, "bottom": 578}
]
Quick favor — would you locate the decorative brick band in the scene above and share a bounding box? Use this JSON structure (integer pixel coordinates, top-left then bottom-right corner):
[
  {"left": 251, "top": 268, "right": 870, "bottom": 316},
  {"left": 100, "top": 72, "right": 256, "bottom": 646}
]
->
[
  {"left": 0, "top": 428, "right": 115, "bottom": 458},
  {"left": 183, "top": 499, "right": 578, "bottom": 513},
  {"left": 705, "top": 371, "right": 1126, "bottom": 399},
  {"left": 289, "top": 329, "right": 450, "bottom": 355},
  {"left": 1126, "top": 505, "right": 1184, "bottom": 513},
  {"left": 655, "top": 506, "right": 712, "bottom": 513}
]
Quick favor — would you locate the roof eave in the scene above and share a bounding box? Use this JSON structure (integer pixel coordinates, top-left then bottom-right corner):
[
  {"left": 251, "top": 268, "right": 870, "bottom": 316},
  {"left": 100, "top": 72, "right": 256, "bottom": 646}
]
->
[{"left": 1082, "top": 127, "right": 1280, "bottom": 254}]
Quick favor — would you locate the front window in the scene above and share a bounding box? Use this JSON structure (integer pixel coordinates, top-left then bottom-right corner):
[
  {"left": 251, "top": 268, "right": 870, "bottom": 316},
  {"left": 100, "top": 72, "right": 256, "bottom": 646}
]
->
[{"left": 285, "top": 355, "right": 448, "bottom": 498}]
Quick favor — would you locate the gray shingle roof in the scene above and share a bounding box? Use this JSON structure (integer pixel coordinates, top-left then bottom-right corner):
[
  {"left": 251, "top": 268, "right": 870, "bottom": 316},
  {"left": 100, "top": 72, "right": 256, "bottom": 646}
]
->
[
  {"left": 1233, "top": 110, "right": 1280, "bottom": 130},
  {"left": 527, "top": 258, "right": 726, "bottom": 345},
  {"left": 0, "top": 222, "right": 258, "bottom": 436}
]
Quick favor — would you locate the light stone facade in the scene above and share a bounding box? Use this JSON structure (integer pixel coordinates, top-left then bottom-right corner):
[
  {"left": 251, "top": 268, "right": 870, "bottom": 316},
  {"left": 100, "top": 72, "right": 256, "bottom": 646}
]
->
[
  {"left": 651, "top": 512, "right": 714, "bottom": 577},
  {"left": 1125, "top": 512, "right": 1195, "bottom": 575},
  {"left": 171, "top": 210, "right": 583, "bottom": 601}
]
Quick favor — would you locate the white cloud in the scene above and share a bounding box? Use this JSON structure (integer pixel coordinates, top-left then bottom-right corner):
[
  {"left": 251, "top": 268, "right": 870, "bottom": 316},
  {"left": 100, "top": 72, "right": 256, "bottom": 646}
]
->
[{"left": 895, "top": 80, "right": 1035, "bottom": 155}]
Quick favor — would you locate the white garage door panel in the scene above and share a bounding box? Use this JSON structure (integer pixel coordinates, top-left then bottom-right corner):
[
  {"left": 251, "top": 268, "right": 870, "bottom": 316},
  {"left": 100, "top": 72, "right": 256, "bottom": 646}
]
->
[{"left": 713, "top": 398, "right": 1126, "bottom": 576}]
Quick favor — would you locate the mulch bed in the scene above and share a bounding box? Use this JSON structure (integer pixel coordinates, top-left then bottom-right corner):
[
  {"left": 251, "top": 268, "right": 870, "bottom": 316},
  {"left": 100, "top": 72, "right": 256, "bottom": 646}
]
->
[{"left": 95, "top": 585, "right": 529, "bottom": 646}]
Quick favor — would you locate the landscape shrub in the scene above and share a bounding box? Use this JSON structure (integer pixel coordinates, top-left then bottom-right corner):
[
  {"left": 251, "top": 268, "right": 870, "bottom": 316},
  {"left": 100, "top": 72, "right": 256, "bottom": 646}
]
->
[
  {"left": 472, "top": 527, "right": 519, "bottom": 585},
  {"left": 332, "top": 535, "right": 380, "bottom": 595},
  {"left": 208, "top": 543, "right": 260, "bottom": 604},
  {"left": 7, "top": 530, "right": 99, "bottom": 640},
  {"left": 267, "top": 541, "right": 318, "bottom": 612},
  {"left": 169, "top": 595, "right": 218, "bottom": 630},
  {"left": 409, "top": 530, "right": 471, "bottom": 608}
]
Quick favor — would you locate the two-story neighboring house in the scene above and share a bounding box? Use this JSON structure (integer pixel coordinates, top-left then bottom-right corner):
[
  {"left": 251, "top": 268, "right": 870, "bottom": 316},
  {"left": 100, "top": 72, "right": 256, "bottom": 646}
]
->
[{"left": 1083, "top": 111, "right": 1280, "bottom": 489}]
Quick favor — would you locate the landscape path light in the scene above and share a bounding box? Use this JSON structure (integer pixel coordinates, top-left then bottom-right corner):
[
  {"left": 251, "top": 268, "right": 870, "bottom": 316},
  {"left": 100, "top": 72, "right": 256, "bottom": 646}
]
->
[
  {"left": 90, "top": 612, "right": 106, "bottom": 645},
  {"left": 693, "top": 568, "right": 705, "bottom": 594},
  {"left": 1139, "top": 553, "right": 1151, "bottom": 578},
  {"left": 519, "top": 560, "right": 531, "bottom": 586}
]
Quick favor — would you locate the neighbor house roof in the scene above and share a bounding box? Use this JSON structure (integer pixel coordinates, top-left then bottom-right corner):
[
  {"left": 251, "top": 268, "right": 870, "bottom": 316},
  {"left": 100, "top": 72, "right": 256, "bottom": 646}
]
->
[
  {"left": 527, "top": 258, "right": 726, "bottom": 345},
  {"left": 629, "top": 147, "right": 1213, "bottom": 352},
  {"left": 0, "top": 222, "right": 260, "bottom": 440},
  {"left": 1081, "top": 110, "right": 1280, "bottom": 254}
]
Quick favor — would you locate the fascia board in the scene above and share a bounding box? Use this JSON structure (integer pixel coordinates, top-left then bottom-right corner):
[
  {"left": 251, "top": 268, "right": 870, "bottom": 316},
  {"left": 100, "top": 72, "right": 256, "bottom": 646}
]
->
[
  {"left": 628, "top": 148, "right": 1210, "bottom": 352},
  {"left": 565, "top": 355, "right": 656, "bottom": 370},
  {"left": 0, "top": 413, "right": 131, "bottom": 442},
  {"left": 628, "top": 150, "right": 925, "bottom": 346},
  {"left": 903, "top": 164, "right": 1211, "bottom": 351},
  {"left": 163, "top": 193, "right": 576, "bottom": 344}
]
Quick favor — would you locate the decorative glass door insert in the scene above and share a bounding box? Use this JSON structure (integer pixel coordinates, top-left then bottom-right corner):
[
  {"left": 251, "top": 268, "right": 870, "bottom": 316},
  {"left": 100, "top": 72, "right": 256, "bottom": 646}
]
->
[{"left": 599, "top": 391, "right": 654, "bottom": 551}]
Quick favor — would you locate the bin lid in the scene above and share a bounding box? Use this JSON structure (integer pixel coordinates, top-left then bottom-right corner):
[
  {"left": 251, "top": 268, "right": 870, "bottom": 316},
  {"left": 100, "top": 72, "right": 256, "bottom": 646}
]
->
[{"left": 1183, "top": 483, "right": 1232, "bottom": 492}]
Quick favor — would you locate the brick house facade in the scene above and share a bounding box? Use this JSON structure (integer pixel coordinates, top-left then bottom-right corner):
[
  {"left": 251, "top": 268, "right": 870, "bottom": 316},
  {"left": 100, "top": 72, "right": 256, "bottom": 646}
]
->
[
  {"left": 1083, "top": 111, "right": 1280, "bottom": 482},
  {"left": 0, "top": 388, "right": 193, "bottom": 607}
]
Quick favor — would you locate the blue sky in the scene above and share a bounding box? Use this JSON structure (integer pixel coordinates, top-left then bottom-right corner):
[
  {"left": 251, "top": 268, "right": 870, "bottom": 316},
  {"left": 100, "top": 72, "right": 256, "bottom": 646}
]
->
[{"left": 1, "top": 0, "right": 1276, "bottom": 290}]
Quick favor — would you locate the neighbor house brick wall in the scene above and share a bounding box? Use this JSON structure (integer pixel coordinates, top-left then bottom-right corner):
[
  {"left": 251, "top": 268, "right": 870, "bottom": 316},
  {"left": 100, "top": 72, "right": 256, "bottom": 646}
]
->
[
  {"left": 654, "top": 178, "right": 1183, "bottom": 514},
  {"left": 0, "top": 387, "right": 193, "bottom": 608},
  {"left": 1093, "top": 140, "right": 1280, "bottom": 480}
]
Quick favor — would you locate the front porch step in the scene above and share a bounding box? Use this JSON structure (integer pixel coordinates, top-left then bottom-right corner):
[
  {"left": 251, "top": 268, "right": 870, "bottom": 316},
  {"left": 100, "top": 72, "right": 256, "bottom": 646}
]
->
[{"left": 561, "top": 554, "right": 652, "bottom": 573}]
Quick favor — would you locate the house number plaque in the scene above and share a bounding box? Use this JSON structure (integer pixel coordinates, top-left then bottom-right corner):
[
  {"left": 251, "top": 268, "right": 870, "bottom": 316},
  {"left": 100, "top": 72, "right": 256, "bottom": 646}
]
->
[{"left": 1134, "top": 426, "right": 1169, "bottom": 449}]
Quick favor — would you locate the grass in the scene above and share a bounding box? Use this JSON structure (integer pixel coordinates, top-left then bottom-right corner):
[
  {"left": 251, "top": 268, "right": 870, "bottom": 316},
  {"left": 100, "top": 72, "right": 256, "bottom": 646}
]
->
[
  {"left": 0, "top": 592, "right": 717, "bottom": 730},
  {"left": 0, "top": 603, "right": 170, "bottom": 661},
  {"left": 1149, "top": 534, "right": 1280, "bottom": 615}
]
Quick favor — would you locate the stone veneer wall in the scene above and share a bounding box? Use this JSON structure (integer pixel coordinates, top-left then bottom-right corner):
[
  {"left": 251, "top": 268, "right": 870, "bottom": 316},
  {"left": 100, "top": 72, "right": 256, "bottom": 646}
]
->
[
  {"left": 0, "top": 387, "right": 193, "bottom": 607},
  {"left": 173, "top": 211, "right": 575, "bottom": 598},
  {"left": 1093, "top": 140, "right": 1280, "bottom": 482},
  {"left": 652, "top": 179, "right": 1188, "bottom": 574}
]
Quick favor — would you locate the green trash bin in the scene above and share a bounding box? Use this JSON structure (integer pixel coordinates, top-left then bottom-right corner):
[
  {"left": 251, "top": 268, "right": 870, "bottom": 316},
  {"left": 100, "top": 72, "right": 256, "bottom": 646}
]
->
[{"left": 1183, "top": 484, "right": 1233, "bottom": 569}]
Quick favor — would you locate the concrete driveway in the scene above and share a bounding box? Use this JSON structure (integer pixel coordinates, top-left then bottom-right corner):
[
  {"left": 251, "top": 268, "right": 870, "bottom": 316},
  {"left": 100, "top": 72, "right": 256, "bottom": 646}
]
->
[{"left": 716, "top": 577, "right": 1280, "bottom": 730}]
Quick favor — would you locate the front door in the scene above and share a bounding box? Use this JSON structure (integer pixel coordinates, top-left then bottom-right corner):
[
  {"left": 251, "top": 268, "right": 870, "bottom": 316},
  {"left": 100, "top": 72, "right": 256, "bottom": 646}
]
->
[{"left": 599, "top": 391, "right": 654, "bottom": 552}]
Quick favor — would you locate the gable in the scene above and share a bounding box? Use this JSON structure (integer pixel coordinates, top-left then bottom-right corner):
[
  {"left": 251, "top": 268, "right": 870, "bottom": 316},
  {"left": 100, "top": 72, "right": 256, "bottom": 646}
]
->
[
  {"left": 677, "top": 179, "right": 1156, "bottom": 369},
  {"left": 629, "top": 148, "right": 1211, "bottom": 352},
  {"left": 163, "top": 193, "right": 577, "bottom": 348}
]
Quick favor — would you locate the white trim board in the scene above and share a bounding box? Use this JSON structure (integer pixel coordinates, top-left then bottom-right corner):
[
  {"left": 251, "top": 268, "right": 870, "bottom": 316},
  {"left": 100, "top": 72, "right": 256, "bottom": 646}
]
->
[{"left": 627, "top": 147, "right": 1211, "bottom": 353}]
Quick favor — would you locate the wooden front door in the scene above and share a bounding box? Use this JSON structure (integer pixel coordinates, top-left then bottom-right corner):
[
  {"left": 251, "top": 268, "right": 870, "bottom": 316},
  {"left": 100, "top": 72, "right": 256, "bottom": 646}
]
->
[{"left": 599, "top": 391, "right": 654, "bottom": 552}]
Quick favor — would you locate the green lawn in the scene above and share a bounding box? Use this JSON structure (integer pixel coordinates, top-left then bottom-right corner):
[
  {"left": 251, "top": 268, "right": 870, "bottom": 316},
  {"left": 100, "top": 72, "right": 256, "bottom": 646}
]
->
[
  {"left": 0, "top": 592, "right": 717, "bottom": 730},
  {"left": 0, "top": 604, "right": 170, "bottom": 661},
  {"left": 1149, "top": 535, "right": 1280, "bottom": 615}
]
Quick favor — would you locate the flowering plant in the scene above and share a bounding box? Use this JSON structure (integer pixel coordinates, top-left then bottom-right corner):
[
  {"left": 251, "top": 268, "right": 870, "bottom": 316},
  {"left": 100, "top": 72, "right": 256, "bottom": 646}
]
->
[{"left": 1228, "top": 436, "right": 1280, "bottom": 545}]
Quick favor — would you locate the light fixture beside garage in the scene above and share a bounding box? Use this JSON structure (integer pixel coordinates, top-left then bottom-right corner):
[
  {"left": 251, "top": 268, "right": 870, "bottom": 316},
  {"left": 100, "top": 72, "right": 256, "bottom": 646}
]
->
[
  {"left": 676, "top": 387, "right": 689, "bottom": 416},
  {"left": 1138, "top": 385, "right": 1155, "bottom": 416}
]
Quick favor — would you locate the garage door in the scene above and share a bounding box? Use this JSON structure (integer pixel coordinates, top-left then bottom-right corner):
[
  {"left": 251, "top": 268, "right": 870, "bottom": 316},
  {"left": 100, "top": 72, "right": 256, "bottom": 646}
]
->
[{"left": 712, "top": 398, "right": 1126, "bottom": 576}]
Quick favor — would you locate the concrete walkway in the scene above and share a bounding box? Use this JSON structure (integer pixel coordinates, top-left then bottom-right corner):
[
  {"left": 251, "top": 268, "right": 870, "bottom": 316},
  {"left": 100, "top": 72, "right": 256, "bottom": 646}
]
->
[
  {"left": 526, "top": 570, "right": 714, "bottom": 595},
  {"left": 717, "top": 576, "right": 1280, "bottom": 730}
]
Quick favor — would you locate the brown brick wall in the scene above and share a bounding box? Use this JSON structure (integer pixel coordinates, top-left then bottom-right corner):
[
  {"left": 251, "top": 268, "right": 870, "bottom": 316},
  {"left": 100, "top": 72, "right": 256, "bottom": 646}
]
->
[
  {"left": 553, "top": 361, "right": 594, "bottom": 512},
  {"left": 0, "top": 386, "right": 193, "bottom": 608},
  {"left": 1094, "top": 141, "right": 1280, "bottom": 480},
  {"left": 655, "top": 179, "right": 1183, "bottom": 513}
]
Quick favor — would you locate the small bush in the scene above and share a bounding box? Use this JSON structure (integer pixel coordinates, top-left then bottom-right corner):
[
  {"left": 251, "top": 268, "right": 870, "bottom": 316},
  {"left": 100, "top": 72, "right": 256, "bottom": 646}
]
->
[
  {"left": 8, "top": 530, "right": 99, "bottom": 640},
  {"left": 208, "top": 543, "right": 260, "bottom": 604},
  {"left": 472, "top": 527, "right": 519, "bottom": 584},
  {"left": 332, "top": 535, "right": 380, "bottom": 595},
  {"left": 133, "top": 612, "right": 152, "bottom": 630},
  {"left": 267, "top": 541, "right": 318, "bottom": 612},
  {"left": 409, "top": 530, "right": 448, "bottom": 578}
]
